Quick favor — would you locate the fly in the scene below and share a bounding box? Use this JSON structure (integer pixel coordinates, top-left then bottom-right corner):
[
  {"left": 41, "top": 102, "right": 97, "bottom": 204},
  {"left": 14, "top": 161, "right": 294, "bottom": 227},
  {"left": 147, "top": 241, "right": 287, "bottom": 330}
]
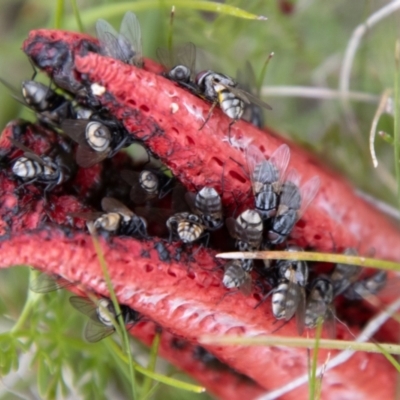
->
[
  {"left": 222, "top": 259, "right": 252, "bottom": 295},
  {"left": 305, "top": 277, "right": 336, "bottom": 338},
  {"left": 273, "top": 247, "right": 309, "bottom": 334},
  {"left": 10, "top": 138, "right": 76, "bottom": 192},
  {"left": 73, "top": 197, "right": 147, "bottom": 237},
  {"left": 246, "top": 143, "right": 290, "bottom": 219},
  {"left": 61, "top": 117, "right": 135, "bottom": 168},
  {"left": 185, "top": 186, "right": 223, "bottom": 231},
  {"left": 96, "top": 11, "right": 143, "bottom": 67},
  {"left": 157, "top": 42, "right": 196, "bottom": 87},
  {"left": 121, "top": 168, "right": 173, "bottom": 205},
  {"left": 226, "top": 209, "right": 263, "bottom": 272},
  {"left": 166, "top": 212, "right": 206, "bottom": 244},
  {"left": 0, "top": 78, "right": 75, "bottom": 127},
  {"left": 69, "top": 296, "right": 141, "bottom": 342},
  {"left": 267, "top": 168, "right": 320, "bottom": 244},
  {"left": 330, "top": 248, "right": 361, "bottom": 297},
  {"left": 195, "top": 70, "right": 272, "bottom": 134}
]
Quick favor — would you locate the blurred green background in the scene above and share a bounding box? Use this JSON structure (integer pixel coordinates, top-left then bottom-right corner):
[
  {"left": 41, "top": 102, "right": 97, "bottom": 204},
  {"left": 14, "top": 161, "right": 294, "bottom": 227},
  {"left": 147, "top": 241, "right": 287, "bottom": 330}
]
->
[{"left": 0, "top": 0, "right": 399, "bottom": 399}]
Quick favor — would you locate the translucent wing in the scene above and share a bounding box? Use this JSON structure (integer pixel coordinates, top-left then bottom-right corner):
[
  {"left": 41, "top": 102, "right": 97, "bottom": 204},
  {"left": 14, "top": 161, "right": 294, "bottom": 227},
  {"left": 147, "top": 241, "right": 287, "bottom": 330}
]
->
[
  {"left": 84, "top": 320, "right": 115, "bottom": 343},
  {"left": 239, "top": 273, "right": 252, "bottom": 296},
  {"left": 69, "top": 211, "right": 104, "bottom": 221},
  {"left": 278, "top": 169, "right": 302, "bottom": 211},
  {"left": 30, "top": 273, "right": 72, "bottom": 293},
  {"left": 246, "top": 144, "right": 269, "bottom": 193},
  {"left": 269, "top": 144, "right": 291, "bottom": 187},
  {"left": 324, "top": 307, "right": 337, "bottom": 339},
  {"left": 237, "top": 61, "right": 258, "bottom": 95},
  {"left": 284, "top": 278, "right": 301, "bottom": 322},
  {"left": 61, "top": 119, "right": 89, "bottom": 146},
  {"left": 184, "top": 192, "right": 198, "bottom": 214},
  {"left": 9, "top": 138, "right": 45, "bottom": 165},
  {"left": 101, "top": 197, "right": 133, "bottom": 216},
  {"left": 0, "top": 78, "right": 27, "bottom": 106},
  {"left": 96, "top": 19, "right": 120, "bottom": 59},
  {"left": 225, "top": 217, "right": 239, "bottom": 240},
  {"left": 175, "top": 42, "right": 196, "bottom": 79},
  {"left": 156, "top": 47, "right": 173, "bottom": 69},
  {"left": 294, "top": 287, "right": 306, "bottom": 335},
  {"left": 119, "top": 11, "right": 143, "bottom": 67},
  {"left": 76, "top": 145, "right": 108, "bottom": 168},
  {"left": 69, "top": 296, "right": 99, "bottom": 322},
  {"left": 297, "top": 175, "right": 321, "bottom": 219},
  {"left": 217, "top": 82, "right": 272, "bottom": 110},
  {"left": 120, "top": 170, "right": 154, "bottom": 204}
]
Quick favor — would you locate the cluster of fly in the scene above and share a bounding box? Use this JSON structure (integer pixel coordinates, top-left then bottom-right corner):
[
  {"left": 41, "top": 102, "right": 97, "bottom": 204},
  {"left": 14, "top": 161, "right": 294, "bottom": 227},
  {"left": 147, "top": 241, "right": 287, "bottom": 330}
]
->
[{"left": 3, "top": 10, "right": 387, "bottom": 343}]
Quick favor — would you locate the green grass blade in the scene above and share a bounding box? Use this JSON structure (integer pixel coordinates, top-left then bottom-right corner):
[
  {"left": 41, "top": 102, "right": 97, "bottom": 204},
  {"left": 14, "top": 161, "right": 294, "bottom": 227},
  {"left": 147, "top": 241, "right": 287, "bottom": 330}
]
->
[
  {"left": 107, "top": 340, "right": 205, "bottom": 393},
  {"left": 201, "top": 335, "right": 400, "bottom": 355},
  {"left": 309, "top": 319, "right": 323, "bottom": 400},
  {"left": 217, "top": 250, "right": 400, "bottom": 272},
  {"left": 375, "top": 342, "right": 400, "bottom": 373},
  {"left": 64, "top": 1, "right": 267, "bottom": 30},
  {"left": 88, "top": 226, "right": 137, "bottom": 399},
  {"left": 395, "top": 40, "right": 400, "bottom": 207},
  {"left": 53, "top": 0, "right": 65, "bottom": 29},
  {"left": 140, "top": 331, "right": 161, "bottom": 399},
  {"left": 70, "top": 0, "right": 85, "bottom": 32}
]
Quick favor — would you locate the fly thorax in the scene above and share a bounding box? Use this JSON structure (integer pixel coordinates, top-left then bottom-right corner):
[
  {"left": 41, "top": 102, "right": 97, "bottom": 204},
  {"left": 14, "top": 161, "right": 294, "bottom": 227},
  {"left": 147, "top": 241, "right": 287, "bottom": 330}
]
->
[
  {"left": 96, "top": 298, "right": 115, "bottom": 327},
  {"left": 94, "top": 212, "right": 121, "bottom": 231},
  {"left": 22, "top": 81, "right": 48, "bottom": 110},
  {"left": 139, "top": 170, "right": 159, "bottom": 194},
  {"left": 272, "top": 281, "right": 288, "bottom": 319},
  {"left": 86, "top": 121, "right": 112, "bottom": 152},
  {"left": 12, "top": 157, "right": 41, "bottom": 178},
  {"left": 195, "top": 71, "right": 215, "bottom": 98},
  {"left": 169, "top": 65, "right": 191, "bottom": 83},
  {"left": 255, "top": 190, "right": 278, "bottom": 218}
]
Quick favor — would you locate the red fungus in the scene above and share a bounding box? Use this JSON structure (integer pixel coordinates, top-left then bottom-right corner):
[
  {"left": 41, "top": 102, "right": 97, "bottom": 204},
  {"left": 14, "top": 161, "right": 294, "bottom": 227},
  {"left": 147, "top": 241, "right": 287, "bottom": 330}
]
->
[{"left": 0, "top": 29, "right": 395, "bottom": 398}]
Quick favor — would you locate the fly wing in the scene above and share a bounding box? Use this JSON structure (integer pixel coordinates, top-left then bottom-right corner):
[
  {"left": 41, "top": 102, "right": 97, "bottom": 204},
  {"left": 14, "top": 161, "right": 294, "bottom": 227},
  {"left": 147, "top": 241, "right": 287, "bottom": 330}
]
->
[
  {"left": 278, "top": 168, "right": 301, "bottom": 212},
  {"left": 30, "top": 273, "right": 71, "bottom": 293},
  {"left": 237, "top": 61, "right": 257, "bottom": 94},
  {"left": 219, "top": 83, "right": 273, "bottom": 110},
  {"left": 0, "top": 78, "right": 27, "bottom": 105},
  {"left": 121, "top": 170, "right": 152, "bottom": 204},
  {"left": 324, "top": 307, "right": 337, "bottom": 339},
  {"left": 101, "top": 197, "right": 134, "bottom": 216},
  {"left": 156, "top": 47, "right": 173, "bottom": 70},
  {"left": 76, "top": 145, "right": 108, "bottom": 168},
  {"left": 61, "top": 119, "right": 89, "bottom": 146},
  {"left": 96, "top": 19, "right": 120, "bottom": 59},
  {"left": 225, "top": 217, "right": 239, "bottom": 240},
  {"left": 284, "top": 278, "right": 301, "bottom": 322},
  {"left": 246, "top": 144, "right": 270, "bottom": 193},
  {"left": 294, "top": 287, "right": 306, "bottom": 335},
  {"left": 184, "top": 192, "right": 198, "bottom": 214},
  {"left": 119, "top": 11, "right": 143, "bottom": 67},
  {"left": 269, "top": 144, "right": 291, "bottom": 187},
  {"left": 240, "top": 273, "right": 252, "bottom": 296},
  {"left": 9, "top": 139, "right": 45, "bottom": 165},
  {"left": 175, "top": 42, "right": 196, "bottom": 79},
  {"left": 69, "top": 296, "right": 99, "bottom": 321},
  {"left": 297, "top": 175, "right": 321, "bottom": 219},
  {"left": 84, "top": 320, "right": 115, "bottom": 343}
]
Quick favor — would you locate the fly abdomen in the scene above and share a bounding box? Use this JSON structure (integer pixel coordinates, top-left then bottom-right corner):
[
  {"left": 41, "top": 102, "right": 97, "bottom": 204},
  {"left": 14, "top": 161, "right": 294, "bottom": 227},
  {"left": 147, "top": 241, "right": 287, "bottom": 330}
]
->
[
  {"left": 255, "top": 188, "right": 278, "bottom": 219},
  {"left": 218, "top": 90, "right": 244, "bottom": 120},
  {"left": 272, "top": 281, "right": 289, "bottom": 319},
  {"left": 12, "top": 157, "right": 42, "bottom": 179}
]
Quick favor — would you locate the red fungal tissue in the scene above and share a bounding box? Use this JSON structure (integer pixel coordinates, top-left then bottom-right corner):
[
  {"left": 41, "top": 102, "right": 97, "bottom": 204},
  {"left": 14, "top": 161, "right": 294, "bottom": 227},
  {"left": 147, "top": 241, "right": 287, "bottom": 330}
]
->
[{"left": 0, "top": 29, "right": 399, "bottom": 399}]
